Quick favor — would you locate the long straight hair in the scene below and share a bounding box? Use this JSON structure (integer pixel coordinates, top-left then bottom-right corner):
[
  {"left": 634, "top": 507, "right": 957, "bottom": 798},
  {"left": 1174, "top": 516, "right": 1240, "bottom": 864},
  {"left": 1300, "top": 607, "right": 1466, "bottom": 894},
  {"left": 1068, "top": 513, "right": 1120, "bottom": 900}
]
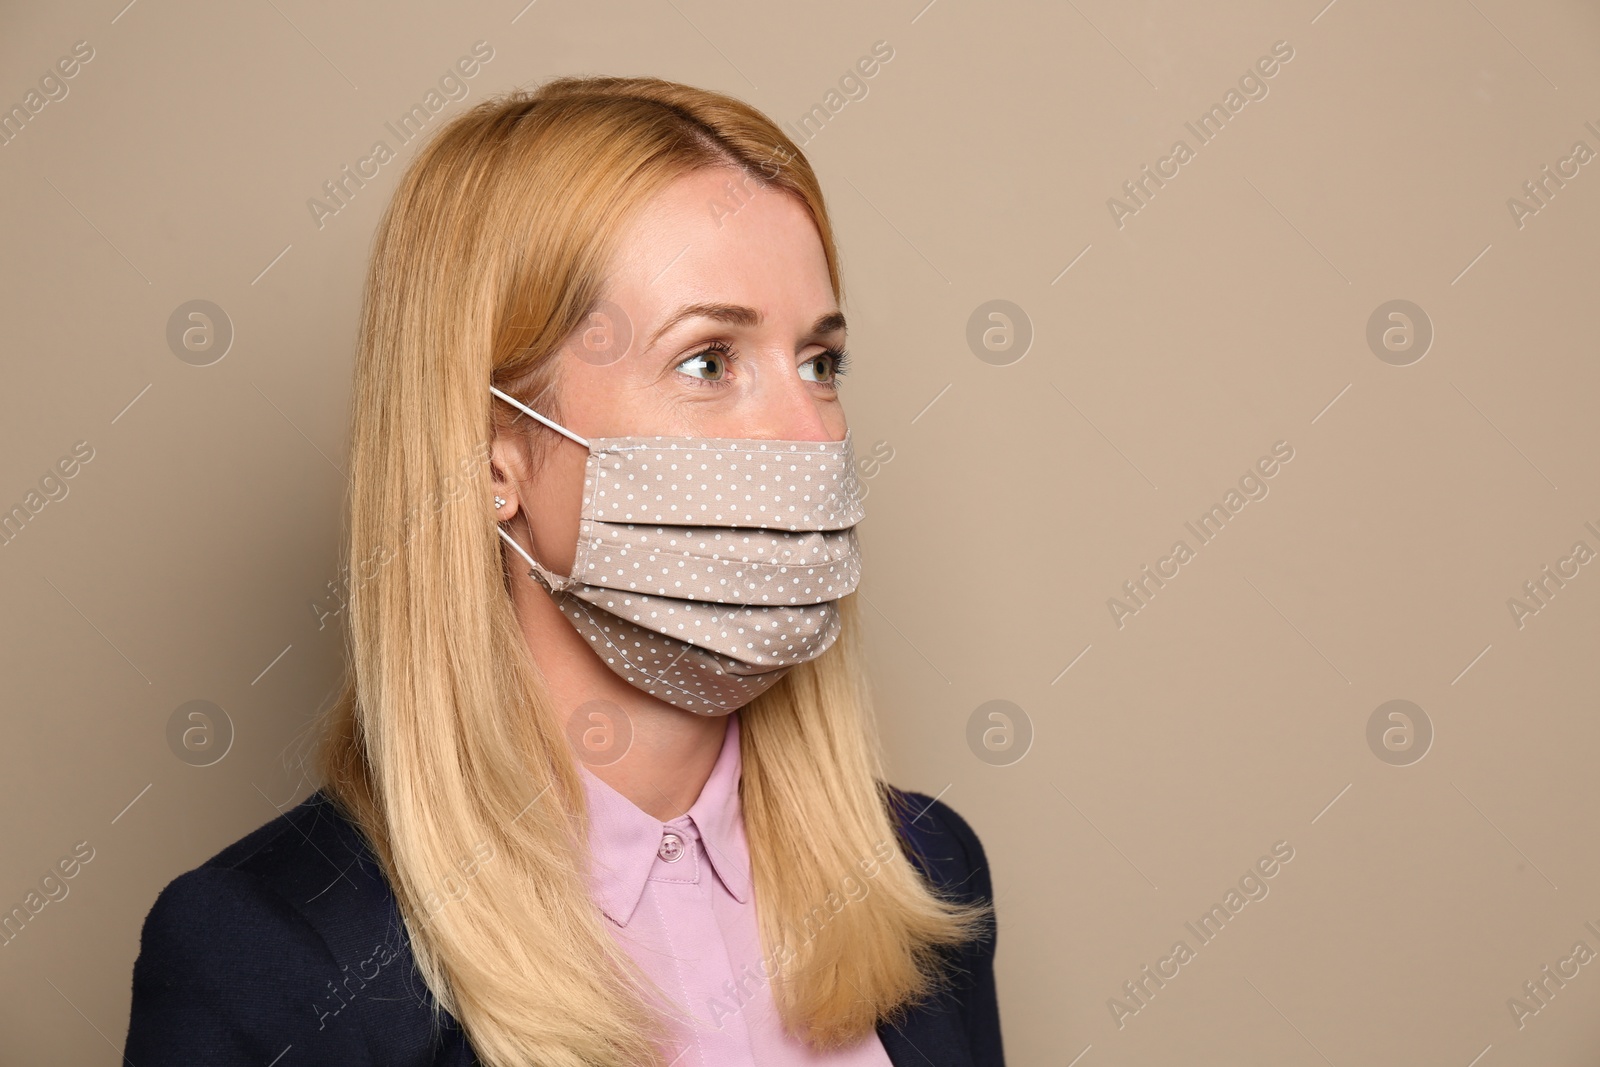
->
[{"left": 317, "top": 75, "right": 991, "bottom": 1066}]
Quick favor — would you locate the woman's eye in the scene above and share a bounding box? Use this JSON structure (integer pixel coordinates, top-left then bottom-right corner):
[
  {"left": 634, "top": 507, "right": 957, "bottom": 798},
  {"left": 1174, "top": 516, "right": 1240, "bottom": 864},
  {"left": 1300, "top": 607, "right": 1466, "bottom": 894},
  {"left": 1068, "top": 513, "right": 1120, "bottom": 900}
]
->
[
  {"left": 799, "top": 348, "right": 850, "bottom": 385},
  {"left": 676, "top": 343, "right": 733, "bottom": 382}
]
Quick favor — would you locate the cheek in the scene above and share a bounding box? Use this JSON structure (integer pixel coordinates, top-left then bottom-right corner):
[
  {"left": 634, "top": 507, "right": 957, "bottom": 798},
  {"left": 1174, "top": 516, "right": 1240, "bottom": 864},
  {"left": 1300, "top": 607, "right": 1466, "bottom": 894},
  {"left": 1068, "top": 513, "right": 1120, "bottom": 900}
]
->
[{"left": 522, "top": 443, "right": 589, "bottom": 570}]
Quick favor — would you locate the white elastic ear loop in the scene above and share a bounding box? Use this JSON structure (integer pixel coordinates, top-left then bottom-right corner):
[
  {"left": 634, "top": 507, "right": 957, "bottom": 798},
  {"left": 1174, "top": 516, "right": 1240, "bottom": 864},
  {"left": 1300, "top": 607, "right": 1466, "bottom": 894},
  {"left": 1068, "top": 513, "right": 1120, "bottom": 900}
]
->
[
  {"left": 496, "top": 524, "right": 571, "bottom": 592},
  {"left": 495, "top": 524, "right": 540, "bottom": 572},
  {"left": 490, "top": 387, "right": 582, "bottom": 592},
  {"left": 490, "top": 386, "right": 590, "bottom": 448}
]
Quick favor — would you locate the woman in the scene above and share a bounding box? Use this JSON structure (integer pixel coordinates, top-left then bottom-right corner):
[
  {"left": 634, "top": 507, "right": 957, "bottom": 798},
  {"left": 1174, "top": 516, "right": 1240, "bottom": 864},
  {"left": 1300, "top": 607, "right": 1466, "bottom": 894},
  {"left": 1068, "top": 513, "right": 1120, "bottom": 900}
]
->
[{"left": 123, "top": 75, "right": 1003, "bottom": 1066}]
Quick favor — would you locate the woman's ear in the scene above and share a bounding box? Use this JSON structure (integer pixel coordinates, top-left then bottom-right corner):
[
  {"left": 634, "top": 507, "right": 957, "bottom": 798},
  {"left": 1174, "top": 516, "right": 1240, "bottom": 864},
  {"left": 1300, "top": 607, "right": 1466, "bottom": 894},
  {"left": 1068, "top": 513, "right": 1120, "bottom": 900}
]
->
[{"left": 489, "top": 428, "right": 536, "bottom": 522}]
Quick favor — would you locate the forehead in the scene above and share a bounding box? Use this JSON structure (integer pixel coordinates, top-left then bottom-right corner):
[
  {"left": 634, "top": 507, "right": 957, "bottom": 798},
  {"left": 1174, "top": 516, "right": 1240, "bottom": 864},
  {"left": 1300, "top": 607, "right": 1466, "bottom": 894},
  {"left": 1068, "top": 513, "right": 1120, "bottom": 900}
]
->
[{"left": 602, "top": 167, "right": 834, "bottom": 319}]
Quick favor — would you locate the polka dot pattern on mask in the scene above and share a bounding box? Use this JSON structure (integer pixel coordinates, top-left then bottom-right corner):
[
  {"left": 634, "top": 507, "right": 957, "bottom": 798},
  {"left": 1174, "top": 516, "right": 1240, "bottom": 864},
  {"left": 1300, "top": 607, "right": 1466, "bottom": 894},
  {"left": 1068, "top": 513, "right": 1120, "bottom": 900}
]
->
[
  {"left": 584, "top": 430, "right": 865, "bottom": 530},
  {"left": 555, "top": 595, "right": 842, "bottom": 715},
  {"left": 571, "top": 525, "right": 860, "bottom": 605},
  {"left": 511, "top": 426, "right": 864, "bottom": 717},
  {"left": 554, "top": 583, "right": 842, "bottom": 665}
]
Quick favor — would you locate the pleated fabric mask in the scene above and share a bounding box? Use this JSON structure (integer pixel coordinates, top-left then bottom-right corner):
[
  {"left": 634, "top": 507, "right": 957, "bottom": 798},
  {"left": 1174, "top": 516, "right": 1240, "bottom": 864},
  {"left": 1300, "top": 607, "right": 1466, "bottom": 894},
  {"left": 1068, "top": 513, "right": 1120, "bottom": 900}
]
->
[{"left": 490, "top": 386, "right": 865, "bottom": 716}]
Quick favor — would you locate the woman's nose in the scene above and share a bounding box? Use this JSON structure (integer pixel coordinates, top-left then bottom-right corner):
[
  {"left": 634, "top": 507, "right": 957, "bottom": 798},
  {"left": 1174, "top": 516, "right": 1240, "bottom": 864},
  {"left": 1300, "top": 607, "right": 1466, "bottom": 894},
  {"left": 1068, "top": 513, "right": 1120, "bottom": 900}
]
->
[{"left": 748, "top": 358, "right": 838, "bottom": 441}]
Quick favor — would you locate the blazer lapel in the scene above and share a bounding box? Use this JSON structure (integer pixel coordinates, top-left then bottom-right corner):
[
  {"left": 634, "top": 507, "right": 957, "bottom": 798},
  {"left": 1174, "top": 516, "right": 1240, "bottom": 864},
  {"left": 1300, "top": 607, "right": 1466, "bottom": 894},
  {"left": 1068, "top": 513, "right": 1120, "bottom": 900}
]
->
[
  {"left": 872, "top": 787, "right": 983, "bottom": 1067},
  {"left": 879, "top": 1004, "right": 974, "bottom": 1066}
]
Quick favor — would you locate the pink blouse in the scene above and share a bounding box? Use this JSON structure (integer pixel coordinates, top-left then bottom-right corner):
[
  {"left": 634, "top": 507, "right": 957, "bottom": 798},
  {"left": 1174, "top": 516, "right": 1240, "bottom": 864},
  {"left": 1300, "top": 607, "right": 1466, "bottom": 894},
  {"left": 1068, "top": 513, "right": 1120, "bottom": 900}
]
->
[{"left": 577, "top": 711, "right": 894, "bottom": 1066}]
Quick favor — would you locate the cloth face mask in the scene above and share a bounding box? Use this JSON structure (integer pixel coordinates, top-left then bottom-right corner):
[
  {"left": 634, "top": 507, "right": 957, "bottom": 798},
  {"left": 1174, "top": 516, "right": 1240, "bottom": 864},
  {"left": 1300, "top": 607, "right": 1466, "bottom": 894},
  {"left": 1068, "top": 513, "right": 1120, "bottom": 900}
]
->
[{"left": 490, "top": 386, "right": 865, "bottom": 716}]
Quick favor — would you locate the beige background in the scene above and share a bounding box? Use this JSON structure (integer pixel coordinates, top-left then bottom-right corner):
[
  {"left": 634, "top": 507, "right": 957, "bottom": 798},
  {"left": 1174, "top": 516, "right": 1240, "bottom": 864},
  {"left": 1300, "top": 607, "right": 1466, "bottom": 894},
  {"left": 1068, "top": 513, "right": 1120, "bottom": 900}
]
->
[{"left": 3, "top": 0, "right": 1598, "bottom": 1063}]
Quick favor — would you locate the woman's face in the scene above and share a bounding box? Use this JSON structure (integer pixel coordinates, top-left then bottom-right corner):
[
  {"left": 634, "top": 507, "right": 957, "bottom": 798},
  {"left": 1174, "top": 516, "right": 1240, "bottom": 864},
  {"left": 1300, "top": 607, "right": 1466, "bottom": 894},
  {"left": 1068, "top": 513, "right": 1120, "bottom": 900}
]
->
[{"left": 508, "top": 165, "right": 850, "bottom": 577}]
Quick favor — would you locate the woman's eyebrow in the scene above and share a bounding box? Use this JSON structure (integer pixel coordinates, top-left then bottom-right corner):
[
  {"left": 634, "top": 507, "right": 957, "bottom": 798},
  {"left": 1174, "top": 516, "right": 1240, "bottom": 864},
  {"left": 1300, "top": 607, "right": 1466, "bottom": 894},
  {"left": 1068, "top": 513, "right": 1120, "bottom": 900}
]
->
[{"left": 645, "top": 304, "right": 847, "bottom": 349}]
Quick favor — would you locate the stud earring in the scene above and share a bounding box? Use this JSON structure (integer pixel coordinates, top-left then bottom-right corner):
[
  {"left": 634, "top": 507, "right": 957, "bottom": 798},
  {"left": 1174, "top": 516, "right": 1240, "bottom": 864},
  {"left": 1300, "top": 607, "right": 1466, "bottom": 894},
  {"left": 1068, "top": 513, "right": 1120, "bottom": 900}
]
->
[{"left": 494, "top": 496, "right": 507, "bottom": 509}]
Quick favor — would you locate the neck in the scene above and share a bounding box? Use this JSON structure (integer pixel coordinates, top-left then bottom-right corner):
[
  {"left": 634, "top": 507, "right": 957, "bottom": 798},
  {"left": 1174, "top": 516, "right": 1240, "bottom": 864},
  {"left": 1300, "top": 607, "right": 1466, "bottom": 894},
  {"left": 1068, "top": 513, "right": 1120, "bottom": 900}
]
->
[{"left": 509, "top": 564, "right": 729, "bottom": 822}]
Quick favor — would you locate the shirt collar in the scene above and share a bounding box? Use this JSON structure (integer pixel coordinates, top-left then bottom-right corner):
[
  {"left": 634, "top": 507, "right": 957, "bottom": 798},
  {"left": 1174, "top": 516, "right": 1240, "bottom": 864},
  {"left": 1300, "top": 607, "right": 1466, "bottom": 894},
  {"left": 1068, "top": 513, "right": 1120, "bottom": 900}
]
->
[{"left": 577, "top": 711, "right": 751, "bottom": 927}]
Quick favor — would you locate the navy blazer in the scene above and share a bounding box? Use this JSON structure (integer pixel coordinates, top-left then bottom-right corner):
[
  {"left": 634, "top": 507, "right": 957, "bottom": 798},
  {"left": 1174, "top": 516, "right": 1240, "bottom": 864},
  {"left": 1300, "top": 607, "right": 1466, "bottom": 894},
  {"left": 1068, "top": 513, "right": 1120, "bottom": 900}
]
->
[{"left": 123, "top": 786, "right": 1004, "bottom": 1066}]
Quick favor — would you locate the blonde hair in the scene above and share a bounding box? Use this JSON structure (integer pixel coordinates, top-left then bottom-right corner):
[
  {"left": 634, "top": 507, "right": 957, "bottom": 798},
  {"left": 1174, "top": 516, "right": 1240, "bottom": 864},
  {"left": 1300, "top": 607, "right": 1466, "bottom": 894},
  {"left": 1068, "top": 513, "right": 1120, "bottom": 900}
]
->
[{"left": 316, "top": 75, "right": 991, "bottom": 1066}]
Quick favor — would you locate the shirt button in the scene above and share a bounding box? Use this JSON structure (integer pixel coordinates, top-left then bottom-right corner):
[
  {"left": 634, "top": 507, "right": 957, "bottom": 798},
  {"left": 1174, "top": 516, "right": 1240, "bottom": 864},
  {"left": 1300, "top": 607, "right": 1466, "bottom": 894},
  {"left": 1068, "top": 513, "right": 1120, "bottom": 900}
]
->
[{"left": 658, "top": 832, "right": 685, "bottom": 863}]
